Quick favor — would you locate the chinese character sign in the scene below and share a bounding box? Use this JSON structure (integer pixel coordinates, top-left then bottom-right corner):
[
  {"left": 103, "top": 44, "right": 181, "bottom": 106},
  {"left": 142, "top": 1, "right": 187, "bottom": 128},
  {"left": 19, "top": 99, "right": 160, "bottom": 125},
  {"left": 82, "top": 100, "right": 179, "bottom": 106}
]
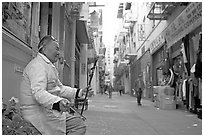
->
[{"left": 138, "top": 24, "right": 145, "bottom": 41}]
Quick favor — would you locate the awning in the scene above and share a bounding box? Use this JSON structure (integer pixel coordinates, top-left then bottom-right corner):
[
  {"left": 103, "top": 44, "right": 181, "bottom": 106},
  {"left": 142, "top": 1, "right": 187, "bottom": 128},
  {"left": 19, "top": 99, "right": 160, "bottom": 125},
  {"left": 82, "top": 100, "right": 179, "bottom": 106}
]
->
[{"left": 76, "top": 20, "right": 89, "bottom": 44}]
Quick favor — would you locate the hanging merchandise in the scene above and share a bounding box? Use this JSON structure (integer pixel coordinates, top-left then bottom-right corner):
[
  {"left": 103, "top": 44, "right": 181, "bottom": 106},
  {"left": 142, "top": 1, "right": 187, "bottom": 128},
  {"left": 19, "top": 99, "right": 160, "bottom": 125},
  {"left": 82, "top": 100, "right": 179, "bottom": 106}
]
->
[
  {"left": 163, "top": 45, "right": 170, "bottom": 75},
  {"left": 182, "top": 35, "right": 191, "bottom": 76},
  {"left": 194, "top": 33, "right": 202, "bottom": 79},
  {"left": 188, "top": 78, "right": 193, "bottom": 110},
  {"left": 198, "top": 33, "right": 202, "bottom": 105},
  {"left": 182, "top": 79, "right": 187, "bottom": 100},
  {"left": 190, "top": 64, "right": 196, "bottom": 73},
  {"left": 178, "top": 80, "right": 183, "bottom": 101},
  {"left": 198, "top": 79, "right": 202, "bottom": 105},
  {"left": 180, "top": 42, "right": 188, "bottom": 63},
  {"left": 166, "top": 68, "right": 174, "bottom": 86}
]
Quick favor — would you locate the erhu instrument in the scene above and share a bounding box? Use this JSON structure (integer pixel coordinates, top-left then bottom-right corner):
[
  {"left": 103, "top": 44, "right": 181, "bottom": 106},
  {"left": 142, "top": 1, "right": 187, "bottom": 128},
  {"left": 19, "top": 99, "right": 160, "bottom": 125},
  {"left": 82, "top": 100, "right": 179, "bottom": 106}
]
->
[
  {"left": 66, "top": 57, "right": 98, "bottom": 121},
  {"left": 80, "top": 57, "right": 98, "bottom": 116}
]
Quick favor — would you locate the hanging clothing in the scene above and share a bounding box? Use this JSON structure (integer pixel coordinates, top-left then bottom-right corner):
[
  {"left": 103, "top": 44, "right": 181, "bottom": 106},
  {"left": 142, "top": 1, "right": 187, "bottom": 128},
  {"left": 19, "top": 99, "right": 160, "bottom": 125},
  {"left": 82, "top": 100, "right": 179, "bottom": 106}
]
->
[
  {"left": 178, "top": 81, "right": 183, "bottom": 102},
  {"left": 194, "top": 59, "right": 202, "bottom": 79},
  {"left": 188, "top": 78, "right": 194, "bottom": 109},
  {"left": 181, "top": 43, "right": 188, "bottom": 63},
  {"left": 198, "top": 78, "right": 202, "bottom": 105},
  {"left": 182, "top": 79, "right": 187, "bottom": 100},
  {"left": 182, "top": 35, "right": 190, "bottom": 76}
]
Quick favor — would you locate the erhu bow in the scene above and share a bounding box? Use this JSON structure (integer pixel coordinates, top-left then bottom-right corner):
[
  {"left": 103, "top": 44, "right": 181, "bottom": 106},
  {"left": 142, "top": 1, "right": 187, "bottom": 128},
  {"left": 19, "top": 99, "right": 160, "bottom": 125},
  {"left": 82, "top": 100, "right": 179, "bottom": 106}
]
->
[
  {"left": 64, "top": 60, "right": 87, "bottom": 120},
  {"left": 80, "top": 56, "right": 98, "bottom": 115}
]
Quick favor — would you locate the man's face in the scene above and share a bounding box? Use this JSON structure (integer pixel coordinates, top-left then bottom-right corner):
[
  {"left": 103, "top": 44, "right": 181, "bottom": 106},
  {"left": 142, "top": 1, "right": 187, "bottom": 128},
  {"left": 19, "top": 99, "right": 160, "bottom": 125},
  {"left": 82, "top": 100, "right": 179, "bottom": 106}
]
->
[{"left": 44, "top": 41, "right": 60, "bottom": 63}]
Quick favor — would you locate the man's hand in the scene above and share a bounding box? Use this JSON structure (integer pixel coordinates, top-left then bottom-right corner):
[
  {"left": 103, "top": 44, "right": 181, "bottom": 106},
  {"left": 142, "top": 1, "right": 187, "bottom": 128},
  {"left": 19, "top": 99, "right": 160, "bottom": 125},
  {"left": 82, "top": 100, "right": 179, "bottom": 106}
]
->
[
  {"left": 59, "top": 99, "right": 74, "bottom": 112},
  {"left": 80, "top": 86, "right": 92, "bottom": 97}
]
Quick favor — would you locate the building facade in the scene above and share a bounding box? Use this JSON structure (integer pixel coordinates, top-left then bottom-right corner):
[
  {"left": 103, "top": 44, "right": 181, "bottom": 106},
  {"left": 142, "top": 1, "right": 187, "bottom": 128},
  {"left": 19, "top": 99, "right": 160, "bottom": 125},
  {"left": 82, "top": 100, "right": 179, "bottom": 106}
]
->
[
  {"left": 114, "top": 2, "right": 202, "bottom": 112},
  {"left": 2, "top": 2, "right": 92, "bottom": 104}
]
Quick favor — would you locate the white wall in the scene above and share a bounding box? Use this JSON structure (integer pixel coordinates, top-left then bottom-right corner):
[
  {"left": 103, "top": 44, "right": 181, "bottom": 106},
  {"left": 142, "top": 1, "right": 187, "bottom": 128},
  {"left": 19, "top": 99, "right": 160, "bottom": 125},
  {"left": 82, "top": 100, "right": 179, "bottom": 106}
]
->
[{"left": 2, "top": 29, "right": 32, "bottom": 105}]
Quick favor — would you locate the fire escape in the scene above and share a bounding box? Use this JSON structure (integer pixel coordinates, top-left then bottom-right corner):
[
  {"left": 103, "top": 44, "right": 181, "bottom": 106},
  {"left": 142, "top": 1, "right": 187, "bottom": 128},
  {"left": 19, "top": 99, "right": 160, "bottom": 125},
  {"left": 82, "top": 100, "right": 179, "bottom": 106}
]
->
[{"left": 147, "top": 2, "right": 189, "bottom": 20}]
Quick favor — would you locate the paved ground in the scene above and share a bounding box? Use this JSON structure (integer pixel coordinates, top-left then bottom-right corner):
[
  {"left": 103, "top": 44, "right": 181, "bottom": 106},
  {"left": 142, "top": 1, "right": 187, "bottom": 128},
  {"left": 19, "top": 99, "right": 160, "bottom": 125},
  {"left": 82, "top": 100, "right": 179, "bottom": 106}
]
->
[{"left": 79, "top": 92, "right": 202, "bottom": 135}]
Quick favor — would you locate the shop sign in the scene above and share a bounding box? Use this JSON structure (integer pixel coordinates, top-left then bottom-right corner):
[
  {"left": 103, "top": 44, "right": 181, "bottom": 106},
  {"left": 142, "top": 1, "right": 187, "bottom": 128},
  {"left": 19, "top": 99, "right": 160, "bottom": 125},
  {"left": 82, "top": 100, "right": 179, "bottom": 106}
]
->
[
  {"left": 87, "top": 43, "right": 96, "bottom": 64},
  {"left": 90, "top": 11, "right": 99, "bottom": 28},
  {"left": 165, "top": 2, "right": 202, "bottom": 48},
  {"left": 79, "top": 4, "right": 89, "bottom": 21},
  {"left": 138, "top": 24, "right": 145, "bottom": 41},
  {"left": 150, "top": 33, "right": 165, "bottom": 54}
]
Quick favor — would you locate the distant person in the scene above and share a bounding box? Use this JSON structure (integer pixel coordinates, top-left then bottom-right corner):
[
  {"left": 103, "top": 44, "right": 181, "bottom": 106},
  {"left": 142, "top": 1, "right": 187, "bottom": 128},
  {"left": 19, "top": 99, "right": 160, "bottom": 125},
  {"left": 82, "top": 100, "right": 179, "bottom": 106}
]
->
[
  {"left": 104, "top": 85, "right": 108, "bottom": 95},
  {"left": 137, "top": 88, "right": 143, "bottom": 106},
  {"left": 119, "top": 85, "right": 124, "bottom": 96},
  {"left": 119, "top": 89, "right": 122, "bottom": 96},
  {"left": 108, "top": 85, "right": 113, "bottom": 99}
]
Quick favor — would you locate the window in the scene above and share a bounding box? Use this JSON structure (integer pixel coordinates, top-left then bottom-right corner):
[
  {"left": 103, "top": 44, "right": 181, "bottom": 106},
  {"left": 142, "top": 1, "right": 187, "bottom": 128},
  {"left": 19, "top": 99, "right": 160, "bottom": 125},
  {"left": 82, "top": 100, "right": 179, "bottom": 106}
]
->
[
  {"left": 39, "top": 2, "right": 53, "bottom": 38},
  {"left": 2, "top": 2, "right": 32, "bottom": 45},
  {"left": 47, "top": 3, "right": 53, "bottom": 35}
]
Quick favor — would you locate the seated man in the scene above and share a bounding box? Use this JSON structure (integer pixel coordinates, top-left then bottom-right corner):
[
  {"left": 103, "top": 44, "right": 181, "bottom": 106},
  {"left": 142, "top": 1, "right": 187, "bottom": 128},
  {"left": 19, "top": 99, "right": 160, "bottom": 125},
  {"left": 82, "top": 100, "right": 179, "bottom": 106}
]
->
[{"left": 20, "top": 35, "right": 91, "bottom": 135}]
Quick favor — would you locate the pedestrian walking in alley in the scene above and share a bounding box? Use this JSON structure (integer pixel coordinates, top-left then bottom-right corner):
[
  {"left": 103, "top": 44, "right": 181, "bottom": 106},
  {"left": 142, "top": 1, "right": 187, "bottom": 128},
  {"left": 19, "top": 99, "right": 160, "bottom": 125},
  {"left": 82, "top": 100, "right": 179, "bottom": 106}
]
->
[
  {"left": 104, "top": 84, "right": 108, "bottom": 95},
  {"left": 20, "top": 35, "right": 92, "bottom": 135},
  {"left": 119, "top": 89, "right": 122, "bottom": 96},
  {"left": 108, "top": 84, "right": 113, "bottom": 99},
  {"left": 137, "top": 88, "right": 143, "bottom": 106},
  {"left": 119, "top": 85, "right": 123, "bottom": 96}
]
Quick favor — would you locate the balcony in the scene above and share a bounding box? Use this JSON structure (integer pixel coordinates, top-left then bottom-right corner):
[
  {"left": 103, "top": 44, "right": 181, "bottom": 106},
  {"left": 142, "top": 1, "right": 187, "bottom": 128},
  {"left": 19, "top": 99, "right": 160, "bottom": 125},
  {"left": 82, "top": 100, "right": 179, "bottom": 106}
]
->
[{"left": 147, "top": 2, "right": 189, "bottom": 20}]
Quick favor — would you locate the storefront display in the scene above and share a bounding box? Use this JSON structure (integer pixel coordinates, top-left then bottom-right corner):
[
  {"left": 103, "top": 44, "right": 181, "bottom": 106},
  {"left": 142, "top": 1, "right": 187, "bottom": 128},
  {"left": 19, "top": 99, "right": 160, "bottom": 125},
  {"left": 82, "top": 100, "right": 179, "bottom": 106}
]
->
[{"left": 149, "top": 2, "right": 202, "bottom": 112}]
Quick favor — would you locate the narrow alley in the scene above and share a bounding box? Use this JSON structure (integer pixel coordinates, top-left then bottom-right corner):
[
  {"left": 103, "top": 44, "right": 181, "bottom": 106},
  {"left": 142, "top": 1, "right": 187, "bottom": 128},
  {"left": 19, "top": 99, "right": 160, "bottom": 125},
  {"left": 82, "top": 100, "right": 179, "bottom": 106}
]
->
[
  {"left": 83, "top": 93, "right": 202, "bottom": 135},
  {"left": 2, "top": 2, "right": 202, "bottom": 135}
]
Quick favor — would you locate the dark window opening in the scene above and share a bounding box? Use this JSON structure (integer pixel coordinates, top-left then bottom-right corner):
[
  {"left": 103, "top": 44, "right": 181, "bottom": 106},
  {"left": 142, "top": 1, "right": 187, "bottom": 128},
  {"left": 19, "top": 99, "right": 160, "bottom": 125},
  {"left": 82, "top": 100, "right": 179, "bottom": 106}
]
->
[{"left": 48, "top": 2, "right": 53, "bottom": 35}]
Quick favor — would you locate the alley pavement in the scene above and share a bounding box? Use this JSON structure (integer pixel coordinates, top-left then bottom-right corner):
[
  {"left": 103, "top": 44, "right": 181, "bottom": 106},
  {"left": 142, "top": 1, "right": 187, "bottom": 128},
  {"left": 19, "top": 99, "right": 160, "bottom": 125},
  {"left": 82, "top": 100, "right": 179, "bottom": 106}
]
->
[{"left": 80, "top": 92, "right": 202, "bottom": 135}]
